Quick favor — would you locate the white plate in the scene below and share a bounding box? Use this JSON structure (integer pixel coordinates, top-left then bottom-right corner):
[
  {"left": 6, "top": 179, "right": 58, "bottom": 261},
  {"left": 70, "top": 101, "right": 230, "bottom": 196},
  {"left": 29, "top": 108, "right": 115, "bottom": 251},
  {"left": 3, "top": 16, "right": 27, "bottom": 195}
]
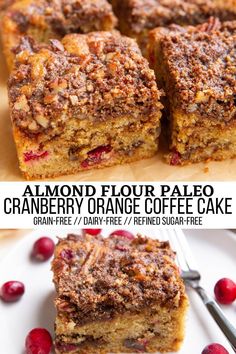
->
[{"left": 0, "top": 229, "right": 235, "bottom": 354}]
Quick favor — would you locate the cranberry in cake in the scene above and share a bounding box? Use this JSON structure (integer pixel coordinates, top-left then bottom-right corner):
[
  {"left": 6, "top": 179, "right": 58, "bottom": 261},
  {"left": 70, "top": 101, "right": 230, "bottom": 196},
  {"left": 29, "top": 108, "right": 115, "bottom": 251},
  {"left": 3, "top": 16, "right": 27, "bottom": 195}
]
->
[
  {"left": 1, "top": 0, "right": 117, "bottom": 70},
  {"left": 8, "top": 31, "right": 162, "bottom": 179},
  {"left": 147, "top": 18, "right": 236, "bottom": 165},
  {"left": 52, "top": 233, "right": 188, "bottom": 353},
  {"left": 111, "top": 0, "right": 236, "bottom": 52}
]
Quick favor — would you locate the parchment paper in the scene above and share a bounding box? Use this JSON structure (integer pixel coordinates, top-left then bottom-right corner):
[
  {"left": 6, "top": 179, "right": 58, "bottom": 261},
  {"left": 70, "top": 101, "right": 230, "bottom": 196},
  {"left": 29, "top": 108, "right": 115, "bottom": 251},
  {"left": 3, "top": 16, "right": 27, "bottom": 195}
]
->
[{"left": 1, "top": 44, "right": 235, "bottom": 181}]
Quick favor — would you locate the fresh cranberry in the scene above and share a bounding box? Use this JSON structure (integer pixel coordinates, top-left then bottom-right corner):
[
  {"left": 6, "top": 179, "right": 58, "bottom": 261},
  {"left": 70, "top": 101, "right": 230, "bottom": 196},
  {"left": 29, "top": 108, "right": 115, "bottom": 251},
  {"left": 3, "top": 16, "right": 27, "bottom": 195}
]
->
[
  {"left": 24, "top": 151, "right": 49, "bottom": 162},
  {"left": 81, "top": 145, "right": 112, "bottom": 168},
  {"left": 110, "top": 230, "right": 135, "bottom": 240},
  {"left": 202, "top": 343, "right": 229, "bottom": 354},
  {"left": 214, "top": 278, "right": 236, "bottom": 305},
  {"left": 83, "top": 229, "right": 101, "bottom": 236},
  {"left": 0, "top": 281, "right": 25, "bottom": 302},
  {"left": 32, "top": 237, "right": 55, "bottom": 261},
  {"left": 25, "top": 328, "right": 52, "bottom": 354},
  {"left": 170, "top": 150, "right": 181, "bottom": 166}
]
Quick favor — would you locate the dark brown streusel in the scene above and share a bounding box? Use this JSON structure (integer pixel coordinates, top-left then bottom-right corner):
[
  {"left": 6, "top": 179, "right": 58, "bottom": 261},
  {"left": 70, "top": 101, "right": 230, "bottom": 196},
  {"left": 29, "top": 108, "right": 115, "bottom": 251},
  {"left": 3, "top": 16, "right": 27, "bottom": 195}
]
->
[
  {"left": 8, "top": 31, "right": 162, "bottom": 138},
  {"left": 113, "top": 0, "right": 236, "bottom": 35},
  {"left": 52, "top": 233, "right": 185, "bottom": 325},
  {"left": 4, "top": 0, "right": 117, "bottom": 35},
  {"left": 159, "top": 19, "right": 236, "bottom": 120}
]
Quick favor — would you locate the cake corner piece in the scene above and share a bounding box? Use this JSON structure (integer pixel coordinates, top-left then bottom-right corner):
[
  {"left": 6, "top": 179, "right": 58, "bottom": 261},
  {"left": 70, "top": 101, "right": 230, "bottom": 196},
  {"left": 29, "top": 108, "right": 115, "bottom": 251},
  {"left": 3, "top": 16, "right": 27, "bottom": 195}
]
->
[
  {"left": 147, "top": 17, "right": 236, "bottom": 165},
  {"left": 8, "top": 31, "right": 162, "bottom": 179},
  {"left": 52, "top": 233, "right": 188, "bottom": 353}
]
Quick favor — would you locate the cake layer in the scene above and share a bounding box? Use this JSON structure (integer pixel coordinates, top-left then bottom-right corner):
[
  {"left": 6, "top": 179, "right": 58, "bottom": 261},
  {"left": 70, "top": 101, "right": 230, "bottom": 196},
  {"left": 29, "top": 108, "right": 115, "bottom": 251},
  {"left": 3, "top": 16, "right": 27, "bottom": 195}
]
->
[
  {"left": 1, "top": 0, "right": 117, "bottom": 69},
  {"left": 13, "top": 115, "right": 160, "bottom": 179},
  {"left": 55, "top": 304, "right": 188, "bottom": 353},
  {"left": 168, "top": 113, "right": 236, "bottom": 165}
]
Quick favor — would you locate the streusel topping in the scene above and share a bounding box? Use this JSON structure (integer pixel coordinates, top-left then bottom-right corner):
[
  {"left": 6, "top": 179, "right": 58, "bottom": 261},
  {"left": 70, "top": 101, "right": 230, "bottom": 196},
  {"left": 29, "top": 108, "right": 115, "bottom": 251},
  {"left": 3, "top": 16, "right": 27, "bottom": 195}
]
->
[
  {"left": 52, "top": 233, "right": 185, "bottom": 324},
  {"left": 159, "top": 19, "right": 236, "bottom": 111},
  {"left": 115, "top": 0, "right": 236, "bottom": 33},
  {"left": 5, "top": 0, "right": 117, "bottom": 35},
  {"left": 9, "top": 31, "right": 162, "bottom": 137}
]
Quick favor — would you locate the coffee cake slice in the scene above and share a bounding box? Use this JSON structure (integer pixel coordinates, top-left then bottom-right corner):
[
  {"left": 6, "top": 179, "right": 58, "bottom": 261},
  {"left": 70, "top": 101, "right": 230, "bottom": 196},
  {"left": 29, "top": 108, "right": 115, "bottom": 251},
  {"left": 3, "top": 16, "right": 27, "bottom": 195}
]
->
[
  {"left": 8, "top": 31, "right": 162, "bottom": 179},
  {"left": 1, "top": 0, "right": 117, "bottom": 70},
  {"left": 111, "top": 0, "right": 236, "bottom": 52},
  {"left": 52, "top": 233, "right": 188, "bottom": 353},
  {"left": 147, "top": 18, "right": 236, "bottom": 165}
]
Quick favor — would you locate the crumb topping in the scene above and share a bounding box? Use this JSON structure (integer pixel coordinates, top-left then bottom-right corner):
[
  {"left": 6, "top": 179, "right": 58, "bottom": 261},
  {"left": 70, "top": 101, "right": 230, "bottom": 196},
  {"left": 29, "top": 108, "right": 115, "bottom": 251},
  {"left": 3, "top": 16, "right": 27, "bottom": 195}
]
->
[
  {"left": 8, "top": 31, "right": 162, "bottom": 136},
  {"left": 4, "top": 0, "right": 117, "bottom": 35},
  {"left": 52, "top": 233, "right": 185, "bottom": 324},
  {"left": 114, "top": 0, "right": 236, "bottom": 34},
  {"left": 159, "top": 19, "right": 236, "bottom": 115}
]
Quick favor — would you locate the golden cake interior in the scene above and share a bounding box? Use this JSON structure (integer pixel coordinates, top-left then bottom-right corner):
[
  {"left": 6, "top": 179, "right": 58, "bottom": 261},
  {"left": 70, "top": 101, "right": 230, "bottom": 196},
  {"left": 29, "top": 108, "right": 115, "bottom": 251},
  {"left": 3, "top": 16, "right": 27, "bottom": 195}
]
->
[
  {"left": 55, "top": 303, "right": 188, "bottom": 354},
  {"left": 13, "top": 114, "right": 161, "bottom": 179}
]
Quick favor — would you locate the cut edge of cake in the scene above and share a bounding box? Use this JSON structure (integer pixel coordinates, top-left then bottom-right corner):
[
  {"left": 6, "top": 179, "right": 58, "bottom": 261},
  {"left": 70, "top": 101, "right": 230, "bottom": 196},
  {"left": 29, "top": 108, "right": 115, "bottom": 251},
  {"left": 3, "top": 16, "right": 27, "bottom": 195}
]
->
[{"left": 147, "top": 17, "right": 236, "bottom": 165}]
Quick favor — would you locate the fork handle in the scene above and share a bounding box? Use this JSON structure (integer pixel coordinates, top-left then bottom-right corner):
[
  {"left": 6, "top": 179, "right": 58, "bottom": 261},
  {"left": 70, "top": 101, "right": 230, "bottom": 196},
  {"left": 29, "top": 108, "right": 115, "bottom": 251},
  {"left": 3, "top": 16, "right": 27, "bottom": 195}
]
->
[{"left": 195, "top": 285, "right": 236, "bottom": 352}]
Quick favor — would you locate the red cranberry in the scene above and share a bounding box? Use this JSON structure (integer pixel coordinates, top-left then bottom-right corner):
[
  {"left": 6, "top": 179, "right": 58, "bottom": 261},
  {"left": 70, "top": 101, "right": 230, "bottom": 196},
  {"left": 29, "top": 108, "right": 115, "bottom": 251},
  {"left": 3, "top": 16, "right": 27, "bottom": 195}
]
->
[
  {"left": 32, "top": 237, "right": 55, "bottom": 261},
  {"left": 0, "top": 281, "right": 25, "bottom": 302},
  {"left": 55, "top": 342, "right": 78, "bottom": 352},
  {"left": 25, "top": 328, "right": 52, "bottom": 354},
  {"left": 81, "top": 145, "right": 112, "bottom": 168},
  {"left": 202, "top": 343, "right": 229, "bottom": 354},
  {"left": 60, "top": 249, "right": 74, "bottom": 261},
  {"left": 83, "top": 229, "right": 101, "bottom": 236},
  {"left": 24, "top": 150, "right": 49, "bottom": 162},
  {"left": 110, "top": 230, "right": 135, "bottom": 240},
  {"left": 170, "top": 150, "right": 181, "bottom": 166},
  {"left": 214, "top": 278, "right": 236, "bottom": 305}
]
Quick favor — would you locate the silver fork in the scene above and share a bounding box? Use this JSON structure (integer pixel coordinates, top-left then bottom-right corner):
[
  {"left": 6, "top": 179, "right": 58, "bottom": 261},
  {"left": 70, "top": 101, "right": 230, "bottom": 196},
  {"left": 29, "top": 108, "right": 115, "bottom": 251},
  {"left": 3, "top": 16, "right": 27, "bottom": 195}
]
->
[{"left": 165, "top": 229, "right": 236, "bottom": 353}]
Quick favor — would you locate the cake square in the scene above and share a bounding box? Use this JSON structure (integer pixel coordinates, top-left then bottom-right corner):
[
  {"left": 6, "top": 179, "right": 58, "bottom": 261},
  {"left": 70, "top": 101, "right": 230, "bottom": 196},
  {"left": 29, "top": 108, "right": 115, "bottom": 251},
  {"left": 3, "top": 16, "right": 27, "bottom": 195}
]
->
[
  {"left": 111, "top": 0, "right": 236, "bottom": 52},
  {"left": 147, "top": 18, "right": 236, "bottom": 165},
  {"left": 8, "top": 31, "right": 162, "bottom": 179},
  {"left": 52, "top": 233, "right": 188, "bottom": 353},
  {"left": 1, "top": 0, "right": 117, "bottom": 70}
]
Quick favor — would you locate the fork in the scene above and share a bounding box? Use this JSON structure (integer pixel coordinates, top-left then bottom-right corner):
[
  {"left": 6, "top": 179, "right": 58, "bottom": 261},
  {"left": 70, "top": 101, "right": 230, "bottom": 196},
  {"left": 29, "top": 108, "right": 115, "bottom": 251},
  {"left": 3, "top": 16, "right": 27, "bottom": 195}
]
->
[{"left": 166, "top": 229, "right": 236, "bottom": 353}]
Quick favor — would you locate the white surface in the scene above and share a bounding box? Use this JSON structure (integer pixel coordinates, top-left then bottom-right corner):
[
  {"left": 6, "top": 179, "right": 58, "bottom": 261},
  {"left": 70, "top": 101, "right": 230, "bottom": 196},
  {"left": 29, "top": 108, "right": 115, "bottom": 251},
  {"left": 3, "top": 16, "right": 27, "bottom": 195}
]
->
[{"left": 0, "top": 229, "right": 235, "bottom": 354}]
